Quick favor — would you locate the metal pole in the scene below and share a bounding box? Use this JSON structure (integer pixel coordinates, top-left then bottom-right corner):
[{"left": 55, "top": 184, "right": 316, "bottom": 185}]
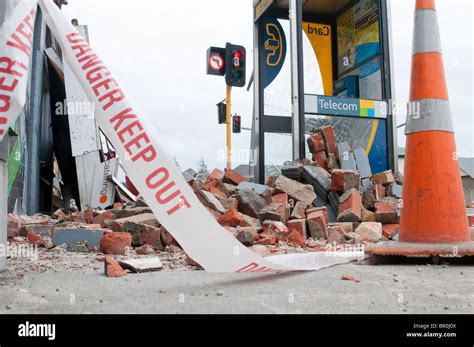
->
[
  {"left": 289, "top": 0, "right": 305, "bottom": 161},
  {"left": 226, "top": 85, "right": 232, "bottom": 170}
]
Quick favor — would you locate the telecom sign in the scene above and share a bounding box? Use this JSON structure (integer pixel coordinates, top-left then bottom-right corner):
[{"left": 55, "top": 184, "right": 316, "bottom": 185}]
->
[{"left": 304, "top": 95, "right": 387, "bottom": 119}]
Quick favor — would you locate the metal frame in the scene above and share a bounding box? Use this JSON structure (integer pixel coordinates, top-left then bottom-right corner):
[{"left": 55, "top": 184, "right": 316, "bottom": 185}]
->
[{"left": 252, "top": 0, "right": 395, "bottom": 183}]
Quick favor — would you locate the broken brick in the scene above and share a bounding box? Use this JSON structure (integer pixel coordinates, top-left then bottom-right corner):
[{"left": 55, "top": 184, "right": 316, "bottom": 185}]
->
[
  {"left": 26, "top": 230, "right": 47, "bottom": 248},
  {"left": 208, "top": 168, "right": 225, "bottom": 182},
  {"left": 290, "top": 201, "right": 308, "bottom": 220},
  {"left": 224, "top": 169, "right": 246, "bottom": 185},
  {"left": 104, "top": 257, "right": 127, "bottom": 278},
  {"left": 262, "top": 220, "right": 289, "bottom": 238},
  {"left": 287, "top": 219, "right": 307, "bottom": 239},
  {"left": 361, "top": 207, "right": 376, "bottom": 222},
  {"left": 160, "top": 227, "right": 176, "bottom": 247},
  {"left": 355, "top": 222, "right": 382, "bottom": 242},
  {"left": 307, "top": 132, "right": 325, "bottom": 153},
  {"left": 382, "top": 224, "right": 399, "bottom": 240},
  {"left": 92, "top": 210, "right": 113, "bottom": 228},
  {"left": 328, "top": 222, "right": 353, "bottom": 234},
  {"left": 53, "top": 209, "right": 67, "bottom": 222},
  {"left": 312, "top": 151, "right": 328, "bottom": 170},
  {"left": 372, "top": 170, "right": 395, "bottom": 185},
  {"left": 375, "top": 198, "right": 398, "bottom": 224},
  {"left": 100, "top": 232, "right": 132, "bottom": 255},
  {"left": 258, "top": 203, "right": 284, "bottom": 223},
  {"left": 271, "top": 193, "right": 289, "bottom": 224},
  {"left": 306, "top": 207, "right": 328, "bottom": 224},
  {"left": 236, "top": 189, "right": 267, "bottom": 218},
  {"left": 285, "top": 230, "right": 306, "bottom": 247},
  {"left": 321, "top": 126, "right": 338, "bottom": 155},
  {"left": 218, "top": 208, "right": 244, "bottom": 227},
  {"left": 307, "top": 211, "right": 327, "bottom": 240},
  {"left": 111, "top": 213, "right": 159, "bottom": 232},
  {"left": 83, "top": 208, "right": 94, "bottom": 224},
  {"left": 327, "top": 225, "right": 346, "bottom": 243},
  {"left": 136, "top": 244, "right": 155, "bottom": 255},
  {"left": 331, "top": 170, "right": 361, "bottom": 193},
  {"left": 255, "top": 235, "right": 277, "bottom": 246},
  {"left": 274, "top": 175, "right": 316, "bottom": 206},
  {"left": 337, "top": 188, "right": 362, "bottom": 223},
  {"left": 7, "top": 214, "right": 21, "bottom": 238},
  {"left": 234, "top": 227, "right": 258, "bottom": 245}
]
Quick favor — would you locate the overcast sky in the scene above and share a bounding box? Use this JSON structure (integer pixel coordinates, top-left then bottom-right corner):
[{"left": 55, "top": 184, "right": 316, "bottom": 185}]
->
[{"left": 61, "top": 0, "right": 473, "bottom": 171}]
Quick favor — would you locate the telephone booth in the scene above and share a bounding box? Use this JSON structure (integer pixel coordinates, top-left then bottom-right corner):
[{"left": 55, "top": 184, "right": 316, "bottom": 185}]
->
[{"left": 251, "top": 0, "right": 397, "bottom": 182}]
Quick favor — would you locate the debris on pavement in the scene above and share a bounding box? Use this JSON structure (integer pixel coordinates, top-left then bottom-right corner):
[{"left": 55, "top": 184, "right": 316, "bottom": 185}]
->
[{"left": 5, "top": 126, "right": 411, "bottom": 277}]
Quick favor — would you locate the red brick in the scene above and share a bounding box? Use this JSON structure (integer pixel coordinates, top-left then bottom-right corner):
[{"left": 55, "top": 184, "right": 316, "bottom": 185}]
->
[
  {"left": 382, "top": 224, "right": 399, "bottom": 239},
  {"left": 104, "top": 257, "right": 127, "bottom": 278},
  {"left": 265, "top": 176, "right": 275, "bottom": 187},
  {"left": 69, "top": 212, "right": 84, "bottom": 223},
  {"left": 138, "top": 224, "right": 164, "bottom": 250},
  {"left": 312, "top": 151, "right": 328, "bottom": 170},
  {"left": 361, "top": 207, "right": 376, "bottom": 222},
  {"left": 26, "top": 230, "right": 47, "bottom": 248},
  {"left": 53, "top": 209, "right": 67, "bottom": 222},
  {"left": 287, "top": 219, "right": 307, "bottom": 239},
  {"left": 285, "top": 230, "right": 306, "bottom": 247},
  {"left": 321, "top": 126, "right": 338, "bottom": 155},
  {"left": 271, "top": 193, "right": 289, "bottom": 224},
  {"left": 327, "top": 225, "right": 345, "bottom": 243},
  {"left": 255, "top": 235, "right": 277, "bottom": 245},
  {"left": 307, "top": 207, "right": 328, "bottom": 224},
  {"left": 375, "top": 198, "right": 398, "bottom": 224},
  {"left": 136, "top": 244, "right": 155, "bottom": 255},
  {"left": 209, "top": 184, "right": 228, "bottom": 199},
  {"left": 262, "top": 220, "right": 289, "bottom": 238},
  {"left": 375, "top": 184, "right": 386, "bottom": 199},
  {"left": 83, "top": 208, "right": 94, "bottom": 224},
  {"left": 372, "top": 170, "right": 395, "bottom": 185},
  {"left": 307, "top": 132, "right": 325, "bottom": 153},
  {"left": 218, "top": 208, "right": 244, "bottom": 227},
  {"left": 307, "top": 211, "right": 327, "bottom": 240},
  {"left": 111, "top": 213, "right": 159, "bottom": 232},
  {"left": 337, "top": 188, "right": 362, "bottom": 222},
  {"left": 224, "top": 169, "right": 246, "bottom": 185},
  {"left": 331, "top": 170, "right": 361, "bottom": 192},
  {"left": 92, "top": 210, "right": 113, "bottom": 228},
  {"left": 100, "top": 232, "right": 132, "bottom": 255},
  {"left": 209, "top": 168, "right": 225, "bottom": 182},
  {"left": 7, "top": 214, "right": 21, "bottom": 238},
  {"left": 291, "top": 201, "right": 307, "bottom": 220},
  {"left": 160, "top": 227, "right": 176, "bottom": 246}
]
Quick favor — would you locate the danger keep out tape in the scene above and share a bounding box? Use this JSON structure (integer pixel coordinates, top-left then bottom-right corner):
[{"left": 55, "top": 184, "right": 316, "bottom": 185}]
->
[{"left": 34, "top": 0, "right": 362, "bottom": 272}]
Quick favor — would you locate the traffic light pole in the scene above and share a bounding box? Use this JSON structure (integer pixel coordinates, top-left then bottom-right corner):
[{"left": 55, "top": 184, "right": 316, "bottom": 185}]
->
[{"left": 226, "top": 85, "right": 232, "bottom": 170}]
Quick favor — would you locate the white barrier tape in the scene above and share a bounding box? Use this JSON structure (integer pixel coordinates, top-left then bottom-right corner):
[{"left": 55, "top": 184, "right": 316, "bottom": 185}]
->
[
  {"left": 0, "top": 0, "right": 37, "bottom": 141},
  {"left": 38, "top": 0, "right": 363, "bottom": 272}
]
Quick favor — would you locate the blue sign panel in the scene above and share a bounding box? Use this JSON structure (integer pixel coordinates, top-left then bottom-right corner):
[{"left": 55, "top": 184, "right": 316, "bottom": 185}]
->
[{"left": 261, "top": 18, "right": 287, "bottom": 89}]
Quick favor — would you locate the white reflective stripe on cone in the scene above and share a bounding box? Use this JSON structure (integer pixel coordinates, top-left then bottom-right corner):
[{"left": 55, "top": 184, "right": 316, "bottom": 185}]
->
[
  {"left": 413, "top": 9, "right": 442, "bottom": 55},
  {"left": 405, "top": 99, "right": 454, "bottom": 134}
]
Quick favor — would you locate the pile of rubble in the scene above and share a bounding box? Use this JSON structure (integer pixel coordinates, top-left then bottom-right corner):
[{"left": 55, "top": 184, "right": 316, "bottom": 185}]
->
[
  {"left": 187, "top": 125, "right": 404, "bottom": 252},
  {"left": 6, "top": 125, "right": 409, "bottom": 277}
]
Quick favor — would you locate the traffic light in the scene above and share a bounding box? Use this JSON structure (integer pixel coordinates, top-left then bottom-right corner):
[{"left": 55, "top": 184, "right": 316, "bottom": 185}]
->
[
  {"left": 232, "top": 115, "right": 241, "bottom": 133},
  {"left": 225, "top": 43, "right": 246, "bottom": 87},
  {"left": 217, "top": 101, "right": 226, "bottom": 124}
]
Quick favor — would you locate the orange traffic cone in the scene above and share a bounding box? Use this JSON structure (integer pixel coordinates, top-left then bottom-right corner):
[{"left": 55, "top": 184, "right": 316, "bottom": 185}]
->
[{"left": 367, "top": 0, "right": 474, "bottom": 258}]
